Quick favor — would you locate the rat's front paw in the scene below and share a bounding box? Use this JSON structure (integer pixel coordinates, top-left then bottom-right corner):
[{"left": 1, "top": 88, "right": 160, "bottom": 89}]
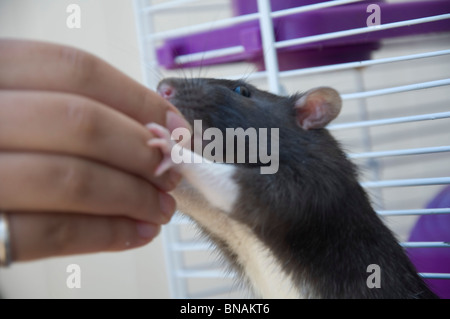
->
[{"left": 147, "top": 123, "right": 177, "bottom": 177}]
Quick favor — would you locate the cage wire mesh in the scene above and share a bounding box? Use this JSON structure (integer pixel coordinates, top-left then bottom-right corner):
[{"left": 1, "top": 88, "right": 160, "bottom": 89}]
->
[{"left": 134, "top": 0, "right": 450, "bottom": 298}]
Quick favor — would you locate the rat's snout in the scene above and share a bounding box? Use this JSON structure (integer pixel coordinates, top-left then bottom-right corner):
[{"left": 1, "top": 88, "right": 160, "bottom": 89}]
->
[
  {"left": 157, "top": 77, "right": 207, "bottom": 110},
  {"left": 157, "top": 80, "right": 176, "bottom": 100}
]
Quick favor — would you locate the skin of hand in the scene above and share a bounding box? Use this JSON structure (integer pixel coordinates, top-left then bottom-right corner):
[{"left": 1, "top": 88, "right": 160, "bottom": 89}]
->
[{"left": 0, "top": 39, "right": 189, "bottom": 262}]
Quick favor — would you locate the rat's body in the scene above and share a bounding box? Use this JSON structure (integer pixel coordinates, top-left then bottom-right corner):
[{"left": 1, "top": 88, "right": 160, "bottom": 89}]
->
[{"left": 149, "top": 77, "right": 437, "bottom": 299}]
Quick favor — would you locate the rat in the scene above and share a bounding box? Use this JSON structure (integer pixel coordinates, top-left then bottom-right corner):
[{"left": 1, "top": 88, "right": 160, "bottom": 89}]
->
[{"left": 146, "top": 77, "right": 438, "bottom": 299}]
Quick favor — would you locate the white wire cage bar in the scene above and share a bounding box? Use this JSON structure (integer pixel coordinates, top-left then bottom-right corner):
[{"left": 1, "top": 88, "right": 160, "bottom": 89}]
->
[
  {"left": 420, "top": 273, "right": 450, "bottom": 280},
  {"left": 329, "top": 110, "right": 450, "bottom": 130},
  {"left": 348, "top": 146, "right": 450, "bottom": 160},
  {"left": 134, "top": 0, "right": 450, "bottom": 298},
  {"left": 377, "top": 208, "right": 450, "bottom": 216},
  {"left": 361, "top": 177, "right": 450, "bottom": 189}
]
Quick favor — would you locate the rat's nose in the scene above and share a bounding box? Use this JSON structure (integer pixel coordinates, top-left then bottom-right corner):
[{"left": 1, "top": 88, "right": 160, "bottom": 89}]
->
[{"left": 157, "top": 81, "right": 176, "bottom": 100}]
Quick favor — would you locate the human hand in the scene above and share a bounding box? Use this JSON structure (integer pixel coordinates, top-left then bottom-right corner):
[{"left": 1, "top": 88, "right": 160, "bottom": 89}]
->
[{"left": 0, "top": 39, "right": 185, "bottom": 263}]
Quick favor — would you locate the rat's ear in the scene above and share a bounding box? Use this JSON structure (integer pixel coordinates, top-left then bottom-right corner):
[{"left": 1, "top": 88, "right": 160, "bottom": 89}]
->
[{"left": 294, "top": 87, "right": 342, "bottom": 130}]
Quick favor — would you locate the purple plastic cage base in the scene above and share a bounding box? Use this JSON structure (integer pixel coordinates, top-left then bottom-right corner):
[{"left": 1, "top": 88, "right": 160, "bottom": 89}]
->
[
  {"left": 156, "top": 0, "right": 450, "bottom": 71},
  {"left": 408, "top": 186, "right": 450, "bottom": 299}
]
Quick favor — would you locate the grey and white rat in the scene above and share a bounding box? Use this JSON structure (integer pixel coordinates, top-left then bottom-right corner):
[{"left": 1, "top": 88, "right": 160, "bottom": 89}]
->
[{"left": 147, "top": 77, "right": 437, "bottom": 299}]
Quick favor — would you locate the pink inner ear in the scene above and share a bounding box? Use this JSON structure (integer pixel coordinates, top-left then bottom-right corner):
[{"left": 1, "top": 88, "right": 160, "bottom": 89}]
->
[
  {"left": 297, "top": 97, "right": 325, "bottom": 130},
  {"left": 295, "top": 87, "right": 342, "bottom": 130}
]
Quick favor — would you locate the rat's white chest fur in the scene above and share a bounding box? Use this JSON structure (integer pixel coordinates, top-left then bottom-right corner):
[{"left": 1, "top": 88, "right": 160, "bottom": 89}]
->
[
  {"left": 222, "top": 218, "right": 303, "bottom": 299},
  {"left": 172, "top": 162, "right": 303, "bottom": 299}
]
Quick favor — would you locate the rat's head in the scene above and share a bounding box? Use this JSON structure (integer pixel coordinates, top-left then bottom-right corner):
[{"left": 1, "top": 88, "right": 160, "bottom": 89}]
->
[
  {"left": 157, "top": 77, "right": 341, "bottom": 132},
  {"left": 157, "top": 77, "right": 342, "bottom": 167}
]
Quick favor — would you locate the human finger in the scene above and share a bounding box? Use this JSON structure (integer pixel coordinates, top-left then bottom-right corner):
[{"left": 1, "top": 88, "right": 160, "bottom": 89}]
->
[
  {"left": 0, "top": 39, "right": 180, "bottom": 126},
  {"left": 0, "top": 153, "right": 176, "bottom": 225},
  {"left": 0, "top": 90, "right": 180, "bottom": 192},
  {"left": 8, "top": 212, "right": 160, "bottom": 262}
]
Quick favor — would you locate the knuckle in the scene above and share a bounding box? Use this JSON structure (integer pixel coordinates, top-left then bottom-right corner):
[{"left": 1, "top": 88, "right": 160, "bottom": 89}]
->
[
  {"left": 44, "top": 216, "right": 78, "bottom": 255},
  {"left": 65, "top": 97, "right": 99, "bottom": 142},
  {"left": 55, "top": 158, "right": 93, "bottom": 202}
]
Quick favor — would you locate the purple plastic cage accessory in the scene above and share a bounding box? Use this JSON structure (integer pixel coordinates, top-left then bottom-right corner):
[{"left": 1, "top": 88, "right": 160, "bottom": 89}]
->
[
  {"left": 156, "top": 0, "right": 450, "bottom": 71},
  {"left": 407, "top": 186, "right": 450, "bottom": 299},
  {"left": 231, "top": 0, "right": 337, "bottom": 16},
  {"left": 230, "top": 0, "right": 387, "bottom": 16}
]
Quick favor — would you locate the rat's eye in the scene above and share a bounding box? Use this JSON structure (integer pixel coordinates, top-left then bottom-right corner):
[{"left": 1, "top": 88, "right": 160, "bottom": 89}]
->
[{"left": 233, "top": 86, "right": 251, "bottom": 98}]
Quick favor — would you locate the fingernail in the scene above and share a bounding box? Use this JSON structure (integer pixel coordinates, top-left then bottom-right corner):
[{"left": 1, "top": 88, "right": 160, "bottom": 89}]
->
[
  {"left": 136, "top": 222, "right": 160, "bottom": 239},
  {"left": 158, "top": 191, "right": 176, "bottom": 221}
]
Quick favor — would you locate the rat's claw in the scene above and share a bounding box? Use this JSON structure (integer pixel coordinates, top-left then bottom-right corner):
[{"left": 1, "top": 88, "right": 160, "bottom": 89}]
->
[
  {"left": 146, "top": 123, "right": 174, "bottom": 157},
  {"left": 147, "top": 123, "right": 171, "bottom": 141},
  {"left": 147, "top": 138, "right": 175, "bottom": 176},
  {"left": 154, "top": 156, "right": 175, "bottom": 176},
  {"left": 148, "top": 138, "right": 171, "bottom": 154},
  {"left": 146, "top": 122, "right": 177, "bottom": 176}
]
